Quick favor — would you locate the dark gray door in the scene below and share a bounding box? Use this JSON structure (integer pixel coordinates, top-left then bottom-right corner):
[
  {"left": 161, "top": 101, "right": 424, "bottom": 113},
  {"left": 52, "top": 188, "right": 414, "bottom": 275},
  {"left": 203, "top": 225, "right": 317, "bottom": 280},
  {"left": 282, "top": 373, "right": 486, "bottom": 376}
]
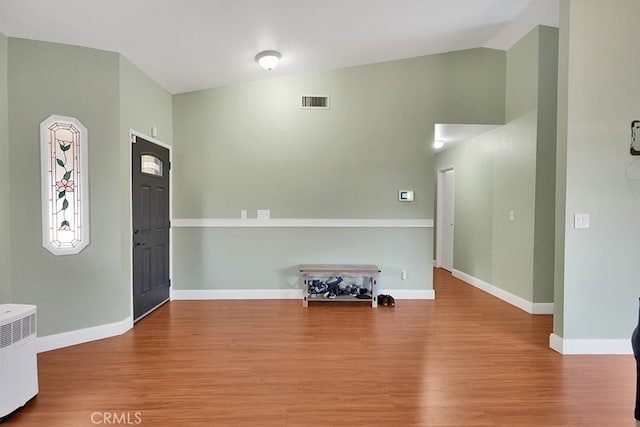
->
[{"left": 132, "top": 136, "right": 170, "bottom": 321}]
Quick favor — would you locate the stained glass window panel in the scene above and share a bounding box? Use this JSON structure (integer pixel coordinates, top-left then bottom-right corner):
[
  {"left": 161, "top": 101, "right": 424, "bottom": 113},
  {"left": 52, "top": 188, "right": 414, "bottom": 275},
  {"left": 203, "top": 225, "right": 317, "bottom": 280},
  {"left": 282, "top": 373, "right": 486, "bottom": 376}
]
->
[{"left": 40, "top": 115, "right": 89, "bottom": 255}]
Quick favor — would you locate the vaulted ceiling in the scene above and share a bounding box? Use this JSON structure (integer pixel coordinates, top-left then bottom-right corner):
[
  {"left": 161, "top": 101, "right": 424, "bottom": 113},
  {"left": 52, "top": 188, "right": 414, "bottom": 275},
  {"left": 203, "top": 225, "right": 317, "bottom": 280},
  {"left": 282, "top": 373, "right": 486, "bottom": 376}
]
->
[{"left": 0, "top": 0, "right": 558, "bottom": 94}]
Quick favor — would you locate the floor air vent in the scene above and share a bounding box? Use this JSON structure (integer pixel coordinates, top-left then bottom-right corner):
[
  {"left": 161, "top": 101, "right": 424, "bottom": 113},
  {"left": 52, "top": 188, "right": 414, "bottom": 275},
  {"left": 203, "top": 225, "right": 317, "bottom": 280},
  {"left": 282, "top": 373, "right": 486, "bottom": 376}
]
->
[{"left": 301, "top": 95, "right": 330, "bottom": 110}]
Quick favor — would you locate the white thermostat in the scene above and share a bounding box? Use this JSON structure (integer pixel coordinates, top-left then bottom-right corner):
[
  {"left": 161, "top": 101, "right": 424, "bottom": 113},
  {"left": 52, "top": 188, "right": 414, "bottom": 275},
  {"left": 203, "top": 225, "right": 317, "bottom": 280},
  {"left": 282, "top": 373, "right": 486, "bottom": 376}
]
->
[{"left": 398, "top": 190, "right": 414, "bottom": 201}]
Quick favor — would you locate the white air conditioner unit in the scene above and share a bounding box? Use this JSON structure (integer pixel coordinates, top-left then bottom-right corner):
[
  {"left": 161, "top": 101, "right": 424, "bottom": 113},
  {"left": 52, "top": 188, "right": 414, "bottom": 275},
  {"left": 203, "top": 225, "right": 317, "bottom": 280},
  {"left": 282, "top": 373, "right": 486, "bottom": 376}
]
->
[{"left": 0, "top": 304, "right": 38, "bottom": 420}]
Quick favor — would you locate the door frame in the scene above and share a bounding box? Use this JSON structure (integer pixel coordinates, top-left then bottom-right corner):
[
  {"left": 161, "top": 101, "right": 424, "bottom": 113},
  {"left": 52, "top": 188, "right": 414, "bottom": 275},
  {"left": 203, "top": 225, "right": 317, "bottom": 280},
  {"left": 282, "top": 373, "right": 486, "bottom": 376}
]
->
[
  {"left": 129, "top": 129, "right": 173, "bottom": 323},
  {"left": 435, "top": 165, "right": 455, "bottom": 270}
]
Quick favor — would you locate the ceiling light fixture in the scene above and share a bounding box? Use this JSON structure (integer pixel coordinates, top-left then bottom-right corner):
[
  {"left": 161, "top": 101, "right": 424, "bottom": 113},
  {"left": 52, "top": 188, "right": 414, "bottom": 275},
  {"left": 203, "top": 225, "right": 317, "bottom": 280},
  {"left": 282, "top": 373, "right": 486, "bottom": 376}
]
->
[
  {"left": 434, "top": 140, "right": 445, "bottom": 149},
  {"left": 255, "top": 50, "right": 281, "bottom": 70}
]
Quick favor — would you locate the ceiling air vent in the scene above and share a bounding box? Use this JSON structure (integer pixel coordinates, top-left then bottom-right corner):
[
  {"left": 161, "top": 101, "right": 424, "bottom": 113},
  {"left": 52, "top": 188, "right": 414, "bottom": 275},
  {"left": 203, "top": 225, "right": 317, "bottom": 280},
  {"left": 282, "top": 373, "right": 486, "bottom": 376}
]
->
[{"left": 301, "top": 95, "right": 330, "bottom": 110}]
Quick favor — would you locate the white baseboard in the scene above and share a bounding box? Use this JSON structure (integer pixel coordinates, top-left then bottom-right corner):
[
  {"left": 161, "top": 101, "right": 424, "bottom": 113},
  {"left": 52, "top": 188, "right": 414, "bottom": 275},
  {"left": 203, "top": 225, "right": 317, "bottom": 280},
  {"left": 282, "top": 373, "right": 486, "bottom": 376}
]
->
[
  {"left": 379, "top": 289, "right": 435, "bottom": 299},
  {"left": 171, "top": 288, "right": 436, "bottom": 300},
  {"left": 171, "top": 289, "right": 303, "bottom": 300},
  {"left": 37, "top": 316, "right": 133, "bottom": 353},
  {"left": 549, "top": 333, "right": 633, "bottom": 355},
  {"left": 531, "top": 302, "right": 554, "bottom": 315},
  {"left": 451, "top": 269, "right": 553, "bottom": 315}
]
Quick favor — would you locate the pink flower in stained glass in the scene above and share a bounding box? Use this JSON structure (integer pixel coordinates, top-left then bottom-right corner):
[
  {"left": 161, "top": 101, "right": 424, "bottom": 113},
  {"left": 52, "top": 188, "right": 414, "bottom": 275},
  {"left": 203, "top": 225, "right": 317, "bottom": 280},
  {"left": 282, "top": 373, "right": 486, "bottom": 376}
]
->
[
  {"left": 59, "top": 224, "right": 71, "bottom": 231},
  {"left": 56, "top": 179, "right": 75, "bottom": 192}
]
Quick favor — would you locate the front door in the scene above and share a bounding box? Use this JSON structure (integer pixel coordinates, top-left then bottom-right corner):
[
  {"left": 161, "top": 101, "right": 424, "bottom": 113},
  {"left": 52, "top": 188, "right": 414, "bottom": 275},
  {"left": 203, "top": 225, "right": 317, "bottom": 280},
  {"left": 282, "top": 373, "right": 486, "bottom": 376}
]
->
[{"left": 132, "top": 135, "right": 170, "bottom": 321}]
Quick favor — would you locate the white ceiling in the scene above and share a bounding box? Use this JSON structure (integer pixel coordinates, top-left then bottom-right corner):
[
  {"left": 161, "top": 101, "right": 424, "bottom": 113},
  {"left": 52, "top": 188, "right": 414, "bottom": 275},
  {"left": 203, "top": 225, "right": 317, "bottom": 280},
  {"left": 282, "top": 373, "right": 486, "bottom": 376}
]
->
[{"left": 0, "top": 0, "right": 559, "bottom": 95}]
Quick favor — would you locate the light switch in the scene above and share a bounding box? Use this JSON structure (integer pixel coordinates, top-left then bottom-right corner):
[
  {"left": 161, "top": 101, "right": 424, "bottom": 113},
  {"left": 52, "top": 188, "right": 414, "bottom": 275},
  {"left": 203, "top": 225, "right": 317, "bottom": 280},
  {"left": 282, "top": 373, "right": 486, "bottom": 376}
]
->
[
  {"left": 509, "top": 210, "right": 515, "bottom": 221},
  {"left": 574, "top": 213, "right": 589, "bottom": 229}
]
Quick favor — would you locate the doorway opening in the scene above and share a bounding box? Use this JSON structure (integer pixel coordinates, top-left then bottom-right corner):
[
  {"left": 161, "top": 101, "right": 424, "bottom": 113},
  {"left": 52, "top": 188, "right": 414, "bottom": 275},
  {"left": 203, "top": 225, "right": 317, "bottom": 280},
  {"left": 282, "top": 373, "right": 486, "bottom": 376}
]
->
[{"left": 436, "top": 167, "right": 455, "bottom": 272}]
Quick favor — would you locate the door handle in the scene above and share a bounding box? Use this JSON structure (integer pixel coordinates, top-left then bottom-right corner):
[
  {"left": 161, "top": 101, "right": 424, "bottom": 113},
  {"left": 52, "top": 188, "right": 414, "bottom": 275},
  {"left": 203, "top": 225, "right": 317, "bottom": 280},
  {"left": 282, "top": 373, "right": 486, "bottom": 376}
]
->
[{"left": 134, "top": 242, "right": 146, "bottom": 247}]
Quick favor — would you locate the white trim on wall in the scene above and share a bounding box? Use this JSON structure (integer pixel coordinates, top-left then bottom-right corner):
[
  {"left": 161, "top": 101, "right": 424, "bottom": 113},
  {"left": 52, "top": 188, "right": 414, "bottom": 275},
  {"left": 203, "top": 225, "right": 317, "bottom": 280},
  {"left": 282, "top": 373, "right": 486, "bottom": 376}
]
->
[
  {"left": 171, "top": 288, "right": 435, "bottom": 300},
  {"left": 37, "top": 316, "right": 133, "bottom": 353},
  {"left": 173, "top": 218, "right": 433, "bottom": 228},
  {"left": 549, "top": 333, "right": 632, "bottom": 355},
  {"left": 451, "top": 269, "right": 553, "bottom": 315},
  {"left": 130, "top": 130, "right": 172, "bottom": 151}
]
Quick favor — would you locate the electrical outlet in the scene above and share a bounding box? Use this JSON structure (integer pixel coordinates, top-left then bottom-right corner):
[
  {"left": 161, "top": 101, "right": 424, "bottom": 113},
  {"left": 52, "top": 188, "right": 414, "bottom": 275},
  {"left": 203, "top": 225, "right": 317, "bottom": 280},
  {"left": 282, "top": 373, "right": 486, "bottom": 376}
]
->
[
  {"left": 240, "top": 210, "right": 247, "bottom": 219},
  {"left": 401, "top": 270, "right": 407, "bottom": 280},
  {"left": 257, "top": 209, "right": 270, "bottom": 220}
]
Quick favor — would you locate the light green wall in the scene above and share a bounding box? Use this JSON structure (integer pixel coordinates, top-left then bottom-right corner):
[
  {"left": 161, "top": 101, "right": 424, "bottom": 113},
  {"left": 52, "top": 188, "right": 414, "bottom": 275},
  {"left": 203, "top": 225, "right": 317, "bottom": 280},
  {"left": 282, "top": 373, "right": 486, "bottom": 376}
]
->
[
  {"left": 173, "top": 49, "right": 506, "bottom": 292},
  {"left": 553, "top": 0, "right": 570, "bottom": 336},
  {"left": 505, "top": 29, "right": 539, "bottom": 122},
  {"left": 7, "top": 38, "right": 122, "bottom": 336},
  {"left": 492, "top": 27, "right": 540, "bottom": 301},
  {"left": 0, "top": 32, "right": 9, "bottom": 303},
  {"left": 556, "top": 0, "right": 640, "bottom": 339},
  {"left": 118, "top": 56, "right": 173, "bottom": 300},
  {"left": 490, "top": 113, "right": 537, "bottom": 301},
  {"left": 434, "top": 26, "right": 558, "bottom": 304},
  {"left": 119, "top": 57, "right": 173, "bottom": 145},
  {"left": 174, "top": 49, "right": 505, "bottom": 220},
  {"left": 533, "top": 27, "right": 558, "bottom": 304},
  {"left": 174, "top": 228, "right": 432, "bottom": 291}
]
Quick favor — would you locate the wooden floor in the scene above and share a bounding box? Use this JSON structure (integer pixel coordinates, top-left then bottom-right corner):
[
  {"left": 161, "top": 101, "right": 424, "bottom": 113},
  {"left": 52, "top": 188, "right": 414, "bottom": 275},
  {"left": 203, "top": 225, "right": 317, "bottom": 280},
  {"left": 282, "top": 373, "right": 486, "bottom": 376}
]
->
[{"left": 5, "top": 268, "right": 637, "bottom": 426}]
